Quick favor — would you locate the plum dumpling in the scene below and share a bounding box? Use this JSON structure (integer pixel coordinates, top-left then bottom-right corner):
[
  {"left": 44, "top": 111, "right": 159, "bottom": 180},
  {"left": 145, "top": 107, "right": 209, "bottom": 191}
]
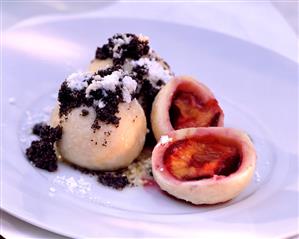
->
[
  {"left": 50, "top": 67, "right": 147, "bottom": 170},
  {"left": 89, "top": 33, "right": 174, "bottom": 140}
]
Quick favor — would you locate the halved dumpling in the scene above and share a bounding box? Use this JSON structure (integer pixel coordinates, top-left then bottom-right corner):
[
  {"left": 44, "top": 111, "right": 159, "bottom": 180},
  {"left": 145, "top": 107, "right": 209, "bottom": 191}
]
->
[
  {"left": 152, "top": 127, "right": 256, "bottom": 204},
  {"left": 151, "top": 76, "right": 224, "bottom": 141}
]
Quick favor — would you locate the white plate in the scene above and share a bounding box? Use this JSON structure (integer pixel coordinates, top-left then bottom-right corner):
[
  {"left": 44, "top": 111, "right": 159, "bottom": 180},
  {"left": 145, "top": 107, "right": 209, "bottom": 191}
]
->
[{"left": 2, "top": 17, "right": 298, "bottom": 238}]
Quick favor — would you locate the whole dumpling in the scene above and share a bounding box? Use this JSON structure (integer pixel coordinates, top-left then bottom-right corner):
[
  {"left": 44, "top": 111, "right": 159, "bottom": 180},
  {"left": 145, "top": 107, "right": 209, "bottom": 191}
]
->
[
  {"left": 50, "top": 69, "right": 147, "bottom": 170},
  {"left": 50, "top": 100, "right": 146, "bottom": 170}
]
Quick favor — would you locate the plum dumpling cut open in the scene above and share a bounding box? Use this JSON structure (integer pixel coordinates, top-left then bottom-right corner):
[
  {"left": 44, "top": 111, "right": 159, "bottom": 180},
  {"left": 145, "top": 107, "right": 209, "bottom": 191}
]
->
[
  {"left": 50, "top": 68, "right": 147, "bottom": 171},
  {"left": 151, "top": 76, "right": 224, "bottom": 141},
  {"left": 152, "top": 127, "right": 256, "bottom": 205}
]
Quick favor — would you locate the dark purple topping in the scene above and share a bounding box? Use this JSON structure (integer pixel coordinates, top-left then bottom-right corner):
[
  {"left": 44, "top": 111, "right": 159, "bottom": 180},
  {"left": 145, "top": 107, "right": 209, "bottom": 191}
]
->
[
  {"left": 26, "top": 124, "right": 62, "bottom": 172},
  {"left": 92, "top": 86, "right": 123, "bottom": 128},
  {"left": 102, "top": 139, "right": 108, "bottom": 147},
  {"left": 32, "top": 123, "right": 62, "bottom": 141},
  {"left": 95, "top": 46, "right": 110, "bottom": 61},
  {"left": 71, "top": 164, "right": 130, "bottom": 190},
  {"left": 132, "top": 65, "right": 163, "bottom": 110},
  {"left": 81, "top": 109, "right": 89, "bottom": 116},
  {"left": 132, "top": 65, "right": 149, "bottom": 87},
  {"left": 96, "top": 64, "right": 122, "bottom": 77},
  {"left": 156, "top": 80, "right": 164, "bottom": 87},
  {"left": 58, "top": 68, "right": 136, "bottom": 129},
  {"left": 26, "top": 140, "right": 58, "bottom": 172},
  {"left": 104, "top": 131, "right": 111, "bottom": 136},
  {"left": 130, "top": 65, "right": 165, "bottom": 145},
  {"left": 93, "top": 34, "right": 173, "bottom": 140},
  {"left": 95, "top": 33, "right": 149, "bottom": 65},
  {"left": 97, "top": 172, "right": 129, "bottom": 190},
  {"left": 58, "top": 81, "right": 93, "bottom": 117},
  {"left": 139, "top": 82, "right": 161, "bottom": 146}
]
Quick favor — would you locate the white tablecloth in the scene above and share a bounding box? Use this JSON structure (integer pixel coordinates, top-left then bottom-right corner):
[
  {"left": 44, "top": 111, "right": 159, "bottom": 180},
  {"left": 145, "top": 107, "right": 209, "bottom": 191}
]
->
[{"left": 1, "top": 1, "right": 298, "bottom": 238}]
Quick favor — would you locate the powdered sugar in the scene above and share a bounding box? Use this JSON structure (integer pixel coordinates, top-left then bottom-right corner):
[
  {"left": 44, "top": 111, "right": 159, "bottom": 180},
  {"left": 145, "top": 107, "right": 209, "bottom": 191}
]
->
[
  {"left": 54, "top": 175, "right": 91, "bottom": 194},
  {"left": 85, "top": 71, "right": 121, "bottom": 96},
  {"left": 122, "top": 75, "right": 137, "bottom": 103},
  {"left": 137, "top": 58, "right": 171, "bottom": 85},
  {"left": 102, "top": 71, "right": 123, "bottom": 91},
  {"left": 85, "top": 80, "right": 100, "bottom": 97},
  {"left": 85, "top": 70, "right": 137, "bottom": 104},
  {"left": 66, "top": 72, "right": 91, "bottom": 90},
  {"left": 97, "top": 100, "right": 106, "bottom": 109},
  {"left": 112, "top": 34, "right": 133, "bottom": 58},
  {"left": 126, "top": 57, "right": 172, "bottom": 88},
  {"left": 160, "top": 135, "right": 173, "bottom": 145}
]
